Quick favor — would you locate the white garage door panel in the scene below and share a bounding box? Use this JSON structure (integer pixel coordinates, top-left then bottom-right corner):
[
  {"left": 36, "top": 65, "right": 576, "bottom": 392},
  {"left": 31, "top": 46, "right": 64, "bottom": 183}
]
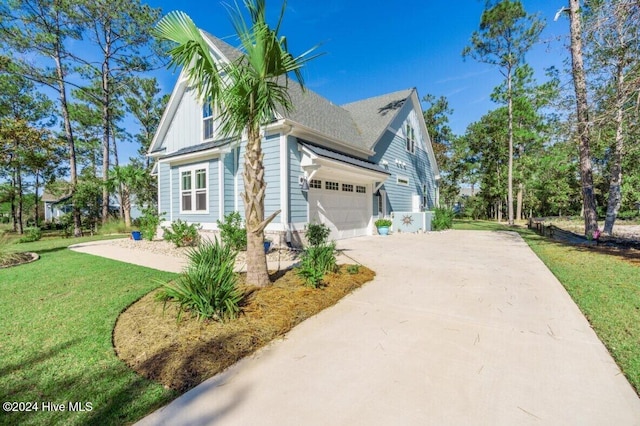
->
[{"left": 309, "top": 189, "right": 370, "bottom": 240}]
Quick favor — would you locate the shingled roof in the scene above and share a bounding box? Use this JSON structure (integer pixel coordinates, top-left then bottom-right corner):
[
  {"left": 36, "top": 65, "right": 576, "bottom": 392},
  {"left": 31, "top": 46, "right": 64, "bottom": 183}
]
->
[{"left": 201, "top": 32, "right": 413, "bottom": 154}]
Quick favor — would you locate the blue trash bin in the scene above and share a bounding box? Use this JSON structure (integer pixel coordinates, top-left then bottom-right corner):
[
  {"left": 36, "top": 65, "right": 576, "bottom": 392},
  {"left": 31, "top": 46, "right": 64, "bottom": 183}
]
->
[{"left": 131, "top": 231, "right": 142, "bottom": 241}]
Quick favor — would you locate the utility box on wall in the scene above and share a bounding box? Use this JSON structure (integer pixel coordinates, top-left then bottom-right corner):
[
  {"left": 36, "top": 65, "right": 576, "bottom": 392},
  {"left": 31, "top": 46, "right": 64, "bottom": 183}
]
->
[{"left": 391, "top": 211, "right": 434, "bottom": 233}]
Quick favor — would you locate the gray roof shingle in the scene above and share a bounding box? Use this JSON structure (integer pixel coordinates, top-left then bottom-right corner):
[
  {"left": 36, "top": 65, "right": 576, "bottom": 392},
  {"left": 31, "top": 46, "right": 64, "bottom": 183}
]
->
[
  {"left": 201, "top": 33, "right": 412, "bottom": 155},
  {"left": 341, "top": 89, "right": 413, "bottom": 150}
]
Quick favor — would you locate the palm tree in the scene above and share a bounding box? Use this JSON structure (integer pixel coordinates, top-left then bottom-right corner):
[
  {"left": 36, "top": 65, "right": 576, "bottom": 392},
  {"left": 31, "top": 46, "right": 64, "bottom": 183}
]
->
[{"left": 154, "top": 0, "right": 318, "bottom": 286}]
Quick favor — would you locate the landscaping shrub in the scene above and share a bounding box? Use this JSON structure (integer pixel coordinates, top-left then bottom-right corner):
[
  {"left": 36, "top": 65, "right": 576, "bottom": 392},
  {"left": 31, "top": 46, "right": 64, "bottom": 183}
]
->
[
  {"left": 18, "top": 227, "right": 42, "bottom": 243},
  {"left": 346, "top": 264, "right": 360, "bottom": 275},
  {"left": 163, "top": 219, "right": 201, "bottom": 247},
  {"left": 432, "top": 207, "right": 454, "bottom": 231},
  {"left": 139, "top": 208, "right": 162, "bottom": 241},
  {"left": 157, "top": 238, "right": 241, "bottom": 321},
  {"left": 217, "top": 211, "right": 247, "bottom": 251},
  {"left": 374, "top": 218, "right": 392, "bottom": 228},
  {"left": 306, "top": 222, "right": 330, "bottom": 247},
  {"left": 297, "top": 241, "right": 337, "bottom": 288}
]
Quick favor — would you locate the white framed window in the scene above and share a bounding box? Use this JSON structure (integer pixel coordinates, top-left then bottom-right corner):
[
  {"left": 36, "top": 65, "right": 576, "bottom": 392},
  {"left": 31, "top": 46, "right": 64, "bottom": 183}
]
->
[
  {"left": 356, "top": 185, "right": 366, "bottom": 193},
  {"left": 325, "top": 181, "right": 339, "bottom": 191},
  {"left": 180, "top": 164, "right": 208, "bottom": 213},
  {"left": 406, "top": 123, "right": 415, "bottom": 154},
  {"left": 309, "top": 179, "right": 322, "bottom": 189},
  {"left": 342, "top": 183, "right": 354, "bottom": 192},
  {"left": 203, "top": 100, "right": 214, "bottom": 140},
  {"left": 397, "top": 176, "right": 409, "bottom": 186}
]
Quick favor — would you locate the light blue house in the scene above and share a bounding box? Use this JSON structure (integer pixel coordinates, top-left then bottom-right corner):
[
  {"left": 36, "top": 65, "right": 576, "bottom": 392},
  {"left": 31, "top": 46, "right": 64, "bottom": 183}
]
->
[{"left": 149, "top": 33, "right": 440, "bottom": 245}]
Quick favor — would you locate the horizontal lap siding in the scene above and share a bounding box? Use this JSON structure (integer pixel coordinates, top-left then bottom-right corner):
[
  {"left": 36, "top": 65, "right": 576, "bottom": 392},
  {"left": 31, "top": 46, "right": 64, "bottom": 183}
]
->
[
  {"left": 288, "top": 136, "right": 307, "bottom": 223},
  {"left": 263, "top": 134, "right": 281, "bottom": 223},
  {"left": 371, "top": 105, "right": 437, "bottom": 213},
  {"left": 170, "top": 159, "right": 219, "bottom": 223},
  {"left": 159, "top": 163, "right": 171, "bottom": 219},
  {"left": 224, "top": 149, "right": 237, "bottom": 216}
]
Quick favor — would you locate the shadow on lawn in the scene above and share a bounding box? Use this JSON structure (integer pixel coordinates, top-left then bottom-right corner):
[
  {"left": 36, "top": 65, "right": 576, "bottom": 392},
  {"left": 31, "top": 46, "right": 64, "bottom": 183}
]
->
[{"left": 0, "top": 336, "right": 177, "bottom": 425}]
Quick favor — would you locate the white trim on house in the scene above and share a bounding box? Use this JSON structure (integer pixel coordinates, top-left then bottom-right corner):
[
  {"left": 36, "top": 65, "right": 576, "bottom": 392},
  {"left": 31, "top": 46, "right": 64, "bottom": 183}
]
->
[
  {"left": 178, "top": 163, "right": 210, "bottom": 215},
  {"left": 279, "top": 133, "right": 289, "bottom": 226},
  {"left": 219, "top": 152, "right": 225, "bottom": 220}
]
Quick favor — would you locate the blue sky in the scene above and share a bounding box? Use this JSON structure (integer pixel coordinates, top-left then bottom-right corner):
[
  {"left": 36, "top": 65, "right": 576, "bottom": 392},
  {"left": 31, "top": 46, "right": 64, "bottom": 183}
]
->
[{"left": 143, "top": 0, "right": 570, "bottom": 150}]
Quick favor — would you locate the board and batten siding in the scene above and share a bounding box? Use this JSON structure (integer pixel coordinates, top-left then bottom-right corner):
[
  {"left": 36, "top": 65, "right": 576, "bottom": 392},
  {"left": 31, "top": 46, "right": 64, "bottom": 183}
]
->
[
  {"left": 288, "top": 136, "right": 307, "bottom": 223},
  {"left": 162, "top": 88, "right": 203, "bottom": 154}
]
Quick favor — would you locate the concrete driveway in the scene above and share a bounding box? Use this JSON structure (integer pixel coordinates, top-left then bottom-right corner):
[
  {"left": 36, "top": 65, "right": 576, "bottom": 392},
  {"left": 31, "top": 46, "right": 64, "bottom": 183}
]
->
[{"left": 136, "top": 230, "right": 640, "bottom": 425}]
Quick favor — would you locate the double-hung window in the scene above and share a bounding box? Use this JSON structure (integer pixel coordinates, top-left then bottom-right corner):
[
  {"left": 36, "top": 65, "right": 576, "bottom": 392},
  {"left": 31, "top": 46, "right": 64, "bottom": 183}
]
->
[
  {"left": 203, "top": 100, "right": 214, "bottom": 140},
  {"left": 180, "top": 165, "right": 208, "bottom": 213},
  {"left": 406, "top": 123, "right": 415, "bottom": 154}
]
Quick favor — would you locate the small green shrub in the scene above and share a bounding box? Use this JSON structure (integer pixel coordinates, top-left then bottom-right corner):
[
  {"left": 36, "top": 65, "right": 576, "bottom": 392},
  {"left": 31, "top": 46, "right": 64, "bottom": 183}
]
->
[
  {"left": 18, "top": 227, "right": 42, "bottom": 243},
  {"left": 157, "top": 238, "right": 241, "bottom": 321},
  {"left": 163, "top": 219, "right": 201, "bottom": 247},
  {"left": 139, "top": 208, "right": 163, "bottom": 241},
  {"left": 375, "top": 218, "right": 392, "bottom": 228},
  {"left": 306, "top": 223, "right": 330, "bottom": 247},
  {"left": 296, "top": 242, "right": 337, "bottom": 288},
  {"left": 217, "top": 211, "right": 247, "bottom": 251},
  {"left": 432, "top": 207, "right": 454, "bottom": 231},
  {"left": 346, "top": 264, "right": 360, "bottom": 275}
]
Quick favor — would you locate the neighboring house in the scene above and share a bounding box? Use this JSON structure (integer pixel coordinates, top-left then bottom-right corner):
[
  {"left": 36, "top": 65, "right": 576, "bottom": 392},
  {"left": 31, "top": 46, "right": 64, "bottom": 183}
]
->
[
  {"left": 42, "top": 189, "right": 142, "bottom": 222},
  {"left": 42, "top": 191, "right": 72, "bottom": 222},
  {"left": 148, "top": 32, "right": 440, "bottom": 244}
]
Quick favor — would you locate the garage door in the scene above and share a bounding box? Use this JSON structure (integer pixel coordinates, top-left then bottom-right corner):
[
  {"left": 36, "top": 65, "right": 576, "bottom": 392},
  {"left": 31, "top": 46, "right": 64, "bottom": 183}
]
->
[{"left": 308, "top": 180, "right": 371, "bottom": 240}]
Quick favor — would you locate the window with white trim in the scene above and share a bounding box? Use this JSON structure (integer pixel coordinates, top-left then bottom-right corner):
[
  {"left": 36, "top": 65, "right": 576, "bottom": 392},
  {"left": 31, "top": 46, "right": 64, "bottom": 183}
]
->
[
  {"left": 180, "top": 164, "right": 208, "bottom": 213},
  {"left": 406, "top": 123, "right": 415, "bottom": 154},
  {"left": 356, "top": 185, "right": 366, "bottom": 193},
  {"left": 203, "top": 100, "right": 214, "bottom": 140},
  {"left": 325, "top": 181, "right": 339, "bottom": 191},
  {"left": 310, "top": 179, "right": 321, "bottom": 189},
  {"left": 342, "top": 184, "right": 354, "bottom": 192}
]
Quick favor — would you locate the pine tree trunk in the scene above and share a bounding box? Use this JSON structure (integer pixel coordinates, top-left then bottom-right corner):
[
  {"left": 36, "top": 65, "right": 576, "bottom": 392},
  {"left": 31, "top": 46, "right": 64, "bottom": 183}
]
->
[
  {"left": 16, "top": 166, "right": 23, "bottom": 235},
  {"left": 101, "top": 24, "right": 112, "bottom": 225},
  {"left": 603, "top": 10, "right": 628, "bottom": 235},
  {"left": 507, "top": 68, "right": 514, "bottom": 225},
  {"left": 516, "top": 183, "right": 523, "bottom": 221},
  {"left": 34, "top": 171, "right": 40, "bottom": 228},
  {"left": 54, "top": 47, "right": 82, "bottom": 237},
  {"left": 569, "top": 0, "right": 599, "bottom": 236},
  {"left": 112, "top": 131, "right": 125, "bottom": 221}
]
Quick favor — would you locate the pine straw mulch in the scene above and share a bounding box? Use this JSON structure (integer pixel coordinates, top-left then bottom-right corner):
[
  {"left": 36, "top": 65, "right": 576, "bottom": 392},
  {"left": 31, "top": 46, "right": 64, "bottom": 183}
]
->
[
  {"left": 113, "top": 264, "right": 375, "bottom": 392},
  {"left": 0, "top": 252, "right": 38, "bottom": 268}
]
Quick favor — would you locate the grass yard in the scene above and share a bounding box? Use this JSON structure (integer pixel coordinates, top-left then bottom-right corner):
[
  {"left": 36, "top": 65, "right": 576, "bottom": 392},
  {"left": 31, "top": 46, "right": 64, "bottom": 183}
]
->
[
  {"left": 453, "top": 219, "right": 640, "bottom": 395},
  {"left": 0, "top": 235, "right": 178, "bottom": 425}
]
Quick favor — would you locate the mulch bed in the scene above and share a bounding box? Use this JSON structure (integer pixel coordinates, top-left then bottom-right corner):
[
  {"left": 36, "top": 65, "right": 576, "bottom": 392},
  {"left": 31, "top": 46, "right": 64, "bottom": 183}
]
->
[
  {"left": 0, "top": 252, "right": 39, "bottom": 269},
  {"left": 113, "top": 265, "right": 375, "bottom": 392}
]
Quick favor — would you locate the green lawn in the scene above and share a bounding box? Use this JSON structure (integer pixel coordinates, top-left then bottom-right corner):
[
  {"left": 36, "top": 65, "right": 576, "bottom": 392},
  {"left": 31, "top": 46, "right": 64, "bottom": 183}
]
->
[
  {"left": 453, "top": 219, "right": 640, "bottom": 394},
  {"left": 0, "top": 235, "right": 178, "bottom": 425}
]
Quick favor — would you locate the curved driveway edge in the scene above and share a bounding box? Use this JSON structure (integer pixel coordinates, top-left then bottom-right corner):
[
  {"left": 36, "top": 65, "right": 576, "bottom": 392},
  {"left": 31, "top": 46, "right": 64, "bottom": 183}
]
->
[{"left": 134, "top": 230, "right": 640, "bottom": 425}]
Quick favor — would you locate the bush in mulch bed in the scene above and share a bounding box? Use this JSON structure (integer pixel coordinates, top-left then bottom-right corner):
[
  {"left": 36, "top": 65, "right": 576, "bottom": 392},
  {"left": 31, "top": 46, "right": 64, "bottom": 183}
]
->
[{"left": 113, "top": 265, "right": 375, "bottom": 392}]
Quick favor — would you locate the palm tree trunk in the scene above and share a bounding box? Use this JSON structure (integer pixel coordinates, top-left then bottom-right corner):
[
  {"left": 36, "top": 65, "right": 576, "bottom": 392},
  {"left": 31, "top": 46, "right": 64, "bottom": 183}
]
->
[
  {"left": 569, "top": 0, "right": 598, "bottom": 236},
  {"left": 242, "top": 124, "right": 271, "bottom": 287}
]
